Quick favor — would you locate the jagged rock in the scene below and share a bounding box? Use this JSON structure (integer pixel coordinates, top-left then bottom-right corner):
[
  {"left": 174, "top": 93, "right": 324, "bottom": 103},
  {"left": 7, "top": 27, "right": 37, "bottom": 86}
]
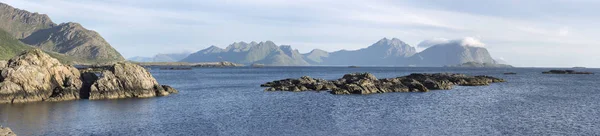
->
[
  {"left": 83, "top": 62, "right": 178, "bottom": 100},
  {"left": 0, "top": 49, "right": 82, "bottom": 103},
  {"left": 542, "top": 70, "right": 593, "bottom": 74},
  {"left": 261, "top": 72, "right": 505, "bottom": 95},
  {"left": 0, "top": 126, "right": 16, "bottom": 136},
  {"left": 261, "top": 76, "right": 335, "bottom": 92}
]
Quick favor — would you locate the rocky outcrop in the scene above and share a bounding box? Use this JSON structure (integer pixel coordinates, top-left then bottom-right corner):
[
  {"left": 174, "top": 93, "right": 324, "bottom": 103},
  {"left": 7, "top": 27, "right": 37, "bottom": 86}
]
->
[
  {"left": 261, "top": 76, "right": 337, "bottom": 92},
  {"left": 261, "top": 72, "right": 505, "bottom": 95},
  {"left": 82, "top": 62, "right": 178, "bottom": 100},
  {"left": 0, "top": 49, "right": 82, "bottom": 103},
  {"left": 0, "top": 126, "right": 16, "bottom": 136},
  {"left": 1, "top": 49, "right": 179, "bottom": 103},
  {"left": 542, "top": 70, "right": 593, "bottom": 74}
]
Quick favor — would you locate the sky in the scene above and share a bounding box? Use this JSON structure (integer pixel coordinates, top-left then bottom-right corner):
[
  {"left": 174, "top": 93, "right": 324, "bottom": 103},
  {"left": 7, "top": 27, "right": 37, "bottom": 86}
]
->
[{"left": 1, "top": 0, "right": 599, "bottom": 67}]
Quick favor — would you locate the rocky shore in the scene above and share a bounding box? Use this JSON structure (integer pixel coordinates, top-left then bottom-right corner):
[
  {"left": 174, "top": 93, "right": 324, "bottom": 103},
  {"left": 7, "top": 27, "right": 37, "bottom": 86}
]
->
[
  {"left": 0, "top": 126, "right": 15, "bottom": 136},
  {"left": 261, "top": 72, "right": 505, "bottom": 95},
  {"left": 542, "top": 70, "right": 593, "bottom": 74},
  {"left": 0, "top": 49, "right": 178, "bottom": 104}
]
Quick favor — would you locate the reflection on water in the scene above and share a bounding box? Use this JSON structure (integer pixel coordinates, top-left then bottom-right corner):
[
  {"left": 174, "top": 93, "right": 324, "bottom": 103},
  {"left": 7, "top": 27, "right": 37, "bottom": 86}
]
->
[{"left": 1, "top": 67, "right": 600, "bottom": 135}]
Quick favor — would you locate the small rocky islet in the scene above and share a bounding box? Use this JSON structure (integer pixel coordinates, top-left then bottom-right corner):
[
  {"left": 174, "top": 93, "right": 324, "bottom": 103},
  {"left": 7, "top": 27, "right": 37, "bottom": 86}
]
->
[
  {"left": 261, "top": 72, "right": 505, "bottom": 95},
  {"left": 542, "top": 70, "right": 593, "bottom": 74},
  {"left": 0, "top": 49, "right": 178, "bottom": 104}
]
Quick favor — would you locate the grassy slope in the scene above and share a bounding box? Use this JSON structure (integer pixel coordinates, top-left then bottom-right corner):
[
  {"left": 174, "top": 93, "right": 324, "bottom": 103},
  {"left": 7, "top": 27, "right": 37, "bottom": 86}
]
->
[
  {"left": 0, "top": 29, "right": 91, "bottom": 64},
  {"left": 0, "top": 29, "right": 32, "bottom": 60}
]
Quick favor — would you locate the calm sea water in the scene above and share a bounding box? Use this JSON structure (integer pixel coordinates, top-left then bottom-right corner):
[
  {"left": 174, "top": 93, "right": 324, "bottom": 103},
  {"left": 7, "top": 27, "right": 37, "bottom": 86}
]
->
[{"left": 1, "top": 67, "right": 600, "bottom": 135}]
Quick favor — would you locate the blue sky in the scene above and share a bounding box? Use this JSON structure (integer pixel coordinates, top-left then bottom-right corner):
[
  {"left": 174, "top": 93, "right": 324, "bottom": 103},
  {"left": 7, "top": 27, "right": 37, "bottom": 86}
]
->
[{"left": 2, "top": 0, "right": 599, "bottom": 67}]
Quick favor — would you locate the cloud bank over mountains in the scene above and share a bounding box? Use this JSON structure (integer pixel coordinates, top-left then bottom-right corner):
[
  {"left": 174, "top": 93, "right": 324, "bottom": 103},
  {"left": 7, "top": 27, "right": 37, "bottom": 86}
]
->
[{"left": 2, "top": 0, "right": 599, "bottom": 67}]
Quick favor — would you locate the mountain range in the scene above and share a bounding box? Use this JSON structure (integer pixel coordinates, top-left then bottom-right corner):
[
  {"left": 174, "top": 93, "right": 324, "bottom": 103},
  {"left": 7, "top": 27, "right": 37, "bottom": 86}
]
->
[
  {"left": 0, "top": 2, "right": 124, "bottom": 64},
  {"left": 181, "top": 41, "right": 310, "bottom": 66},
  {"left": 129, "top": 52, "right": 191, "bottom": 62},
  {"left": 1, "top": 2, "right": 504, "bottom": 67},
  {"left": 179, "top": 38, "right": 501, "bottom": 66}
]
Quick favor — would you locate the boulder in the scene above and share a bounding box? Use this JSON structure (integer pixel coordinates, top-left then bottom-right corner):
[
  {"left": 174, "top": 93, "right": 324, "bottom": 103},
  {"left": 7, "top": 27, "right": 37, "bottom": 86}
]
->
[
  {"left": 261, "top": 72, "right": 505, "bottom": 95},
  {"left": 83, "top": 62, "right": 178, "bottom": 100},
  {"left": 0, "top": 49, "right": 82, "bottom": 103},
  {"left": 0, "top": 126, "right": 16, "bottom": 136}
]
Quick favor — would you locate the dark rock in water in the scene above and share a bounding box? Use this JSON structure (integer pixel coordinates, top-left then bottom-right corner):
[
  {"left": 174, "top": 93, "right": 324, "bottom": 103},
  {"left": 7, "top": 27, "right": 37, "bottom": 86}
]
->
[
  {"left": 542, "top": 70, "right": 593, "bottom": 74},
  {"left": 0, "top": 126, "right": 16, "bottom": 136},
  {"left": 261, "top": 76, "right": 336, "bottom": 92},
  {"left": 331, "top": 73, "right": 412, "bottom": 94},
  {"left": 0, "top": 49, "right": 82, "bottom": 103},
  {"left": 261, "top": 72, "right": 505, "bottom": 95},
  {"left": 504, "top": 72, "right": 517, "bottom": 75},
  {"left": 82, "top": 62, "right": 178, "bottom": 100}
]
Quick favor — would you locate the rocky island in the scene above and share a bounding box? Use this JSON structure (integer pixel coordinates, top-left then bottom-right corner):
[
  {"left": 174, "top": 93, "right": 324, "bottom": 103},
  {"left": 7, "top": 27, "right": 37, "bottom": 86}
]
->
[
  {"left": 542, "top": 70, "right": 593, "bottom": 74},
  {"left": 261, "top": 72, "right": 505, "bottom": 95},
  {"left": 0, "top": 49, "right": 178, "bottom": 103}
]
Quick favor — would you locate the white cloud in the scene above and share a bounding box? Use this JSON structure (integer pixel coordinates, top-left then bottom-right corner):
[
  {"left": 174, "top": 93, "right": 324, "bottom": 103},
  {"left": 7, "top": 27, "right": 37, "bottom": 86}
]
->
[
  {"left": 559, "top": 27, "right": 570, "bottom": 36},
  {"left": 418, "top": 37, "right": 485, "bottom": 48},
  {"left": 457, "top": 37, "right": 486, "bottom": 47}
]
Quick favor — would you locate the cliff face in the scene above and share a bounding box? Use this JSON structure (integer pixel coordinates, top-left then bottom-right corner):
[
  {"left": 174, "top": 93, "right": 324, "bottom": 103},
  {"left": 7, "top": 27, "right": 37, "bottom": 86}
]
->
[
  {"left": 0, "top": 49, "right": 82, "bottom": 103},
  {"left": 0, "top": 2, "right": 125, "bottom": 64}
]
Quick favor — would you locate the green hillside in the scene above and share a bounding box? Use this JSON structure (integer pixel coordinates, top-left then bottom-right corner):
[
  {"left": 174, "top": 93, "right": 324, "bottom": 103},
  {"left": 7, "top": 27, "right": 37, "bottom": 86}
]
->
[
  {"left": 0, "top": 29, "right": 32, "bottom": 60},
  {"left": 0, "top": 29, "right": 93, "bottom": 64}
]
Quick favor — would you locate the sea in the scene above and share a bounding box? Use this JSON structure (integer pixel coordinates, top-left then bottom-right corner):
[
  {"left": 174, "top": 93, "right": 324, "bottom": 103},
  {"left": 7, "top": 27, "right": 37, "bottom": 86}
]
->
[{"left": 1, "top": 67, "right": 599, "bottom": 135}]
